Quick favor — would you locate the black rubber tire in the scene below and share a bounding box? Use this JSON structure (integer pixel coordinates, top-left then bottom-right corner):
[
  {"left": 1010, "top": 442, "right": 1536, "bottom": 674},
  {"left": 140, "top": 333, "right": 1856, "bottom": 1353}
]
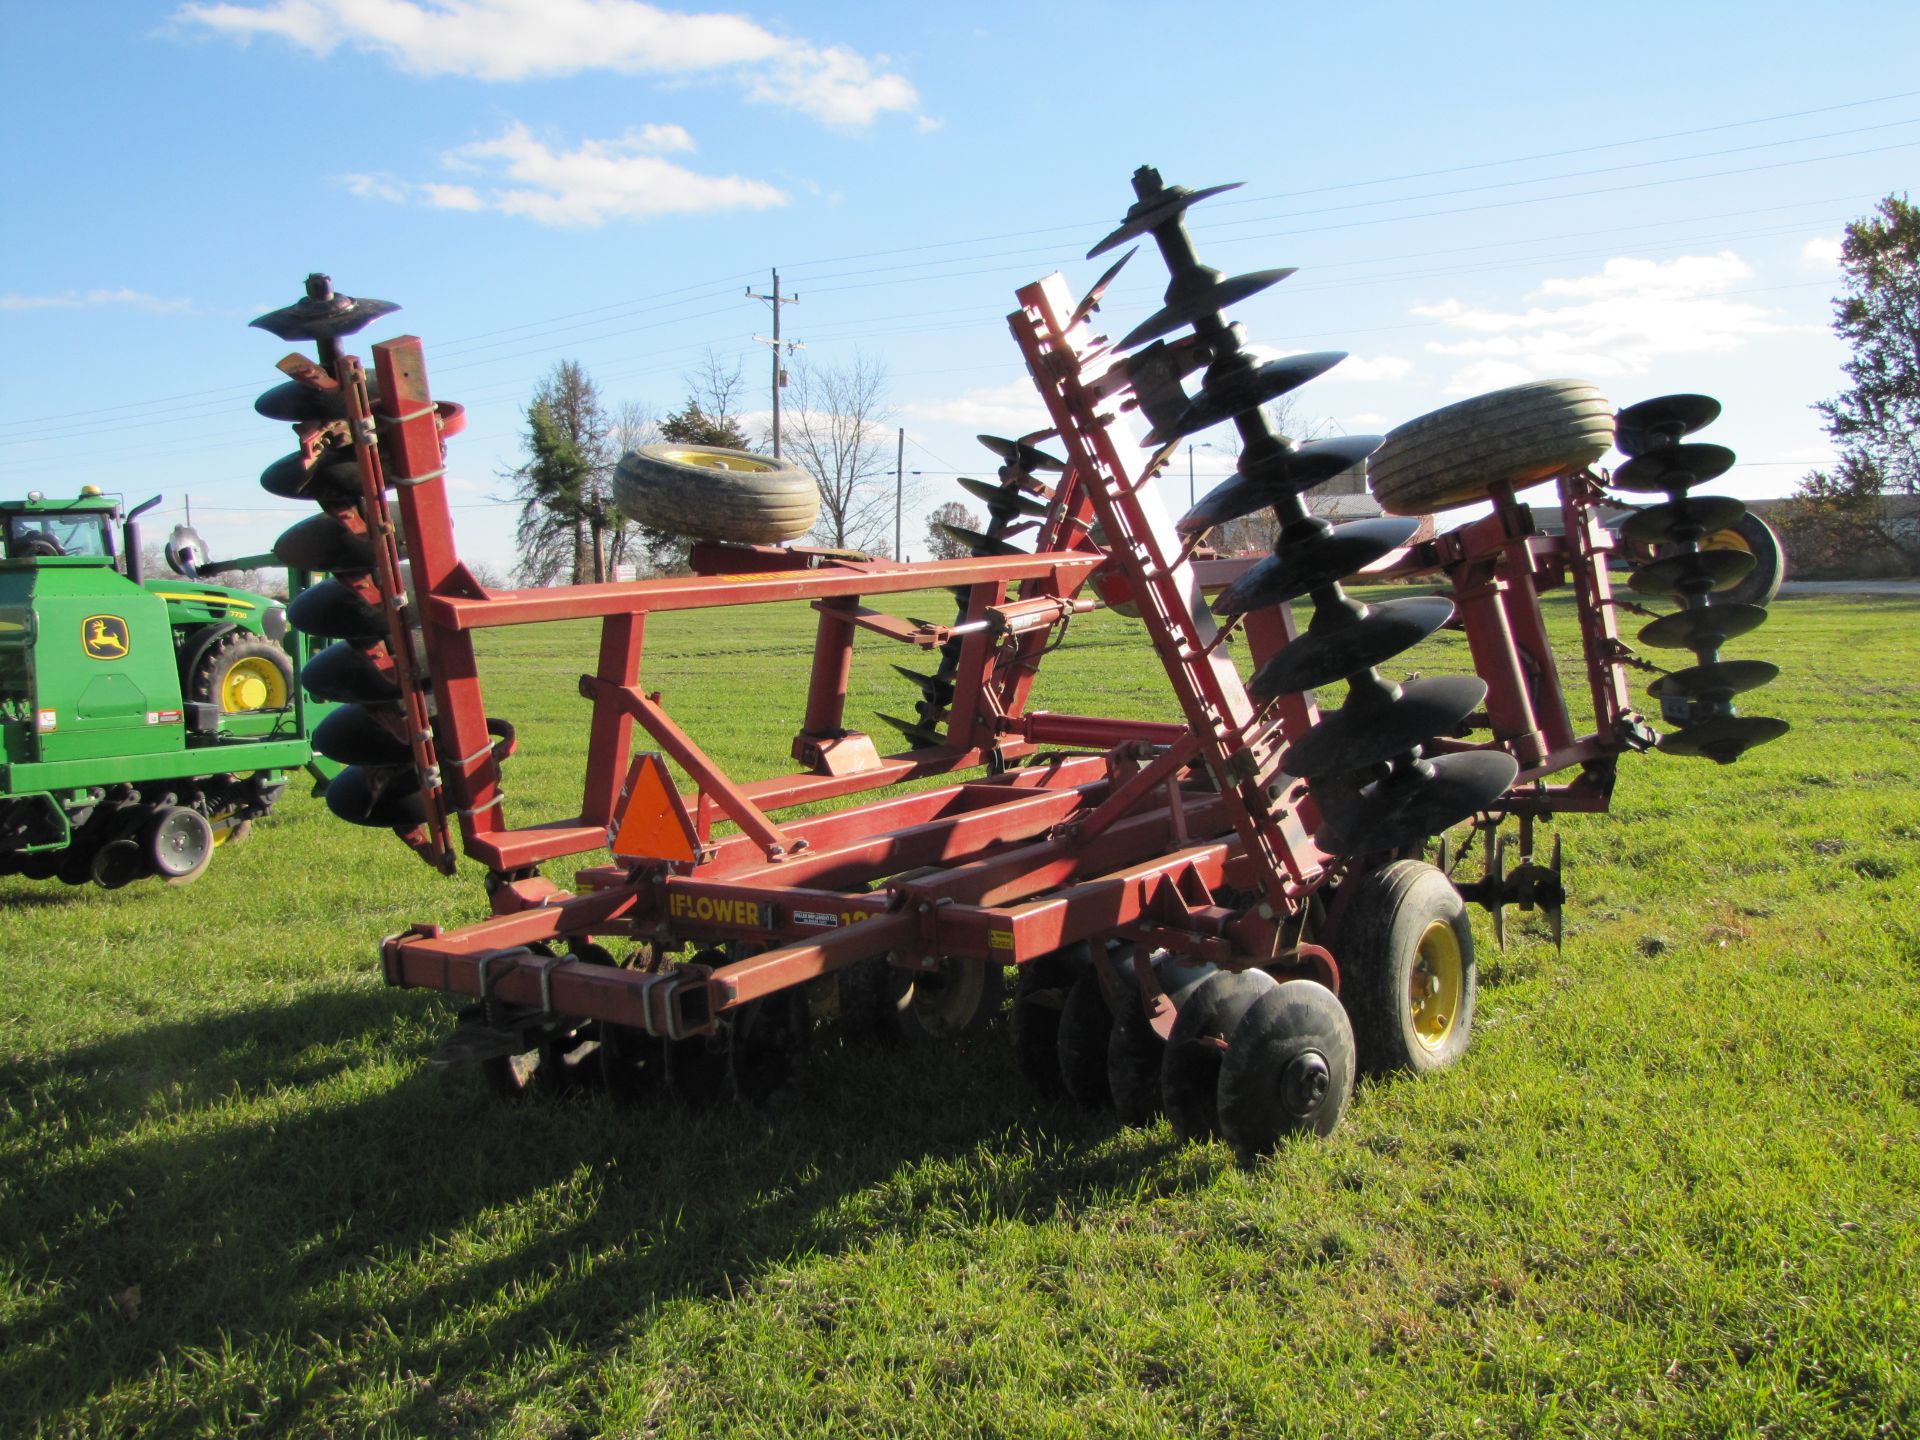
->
[
  {"left": 1335, "top": 860, "right": 1476, "bottom": 1076},
  {"left": 1160, "top": 969, "right": 1278, "bottom": 1141},
  {"left": 143, "top": 806, "right": 214, "bottom": 884},
  {"left": 613, "top": 443, "right": 820, "bottom": 544},
  {"left": 881, "top": 953, "right": 1005, "bottom": 1042},
  {"left": 1010, "top": 944, "right": 1089, "bottom": 1096},
  {"left": 1368, "top": 380, "right": 1615, "bottom": 515},
  {"left": 190, "top": 632, "right": 294, "bottom": 715},
  {"left": 1704, "top": 510, "right": 1786, "bottom": 608},
  {"left": 1217, "top": 980, "right": 1357, "bottom": 1154}
]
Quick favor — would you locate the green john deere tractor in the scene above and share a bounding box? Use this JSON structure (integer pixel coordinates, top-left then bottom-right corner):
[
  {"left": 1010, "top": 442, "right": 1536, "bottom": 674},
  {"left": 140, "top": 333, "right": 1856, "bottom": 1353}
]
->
[{"left": 0, "top": 486, "right": 336, "bottom": 888}]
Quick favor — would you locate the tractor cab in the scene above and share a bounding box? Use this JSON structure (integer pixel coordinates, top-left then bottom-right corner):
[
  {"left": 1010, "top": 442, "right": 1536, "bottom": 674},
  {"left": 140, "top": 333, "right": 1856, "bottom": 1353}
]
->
[{"left": 0, "top": 489, "right": 120, "bottom": 566}]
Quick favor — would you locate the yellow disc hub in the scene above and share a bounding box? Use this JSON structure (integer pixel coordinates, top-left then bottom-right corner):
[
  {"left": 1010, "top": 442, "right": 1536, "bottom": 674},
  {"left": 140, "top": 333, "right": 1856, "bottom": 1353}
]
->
[
  {"left": 667, "top": 448, "right": 780, "bottom": 474},
  {"left": 1409, "top": 919, "right": 1464, "bottom": 1049},
  {"left": 222, "top": 656, "right": 288, "bottom": 713}
]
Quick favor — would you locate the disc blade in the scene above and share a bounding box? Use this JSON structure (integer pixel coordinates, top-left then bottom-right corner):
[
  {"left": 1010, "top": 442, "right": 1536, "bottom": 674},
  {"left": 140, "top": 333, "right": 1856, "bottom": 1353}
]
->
[
  {"left": 1284, "top": 675, "right": 1488, "bottom": 781},
  {"left": 977, "top": 434, "right": 1064, "bottom": 473},
  {"left": 1251, "top": 595, "right": 1456, "bottom": 696},
  {"left": 254, "top": 376, "right": 380, "bottom": 424},
  {"left": 260, "top": 447, "right": 363, "bottom": 503},
  {"left": 1212, "top": 518, "right": 1422, "bottom": 616},
  {"left": 1636, "top": 602, "right": 1770, "bottom": 651},
  {"left": 1610, "top": 441, "right": 1737, "bottom": 493},
  {"left": 1069, "top": 247, "right": 1137, "bottom": 327},
  {"left": 1627, "top": 547, "right": 1756, "bottom": 596},
  {"left": 1086, "top": 180, "right": 1244, "bottom": 258},
  {"left": 1618, "top": 494, "right": 1746, "bottom": 547},
  {"left": 1147, "top": 351, "right": 1347, "bottom": 444},
  {"left": 273, "top": 512, "right": 374, "bottom": 573},
  {"left": 1118, "top": 268, "right": 1296, "bottom": 352},
  {"left": 1182, "top": 435, "right": 1384, "bottom": 534},
  {"left": 312, "top": 703, "right": 411, "bottom": 766},
  {"left": 302, "top": 640, "right": 401, "bottom": 704},
  {"left": 957, "top": 476, "right": 1048, "bottom": 517},
  {"left": 1657, "top": 714, "right": 1789, "bottom": 763},
  {"left": 323, "top": 762, "right": 425, "bottom": 828},
  {"left": 875, "top": 711, "right": 944, "bottom": 749},
  {"left": 1313, "top": 751, "right": 1520, "bottom": 854},
  {"left": 1614, "top": 393, "right": 1721, "bottom": 456},
  {"left": 891, "top": 664, "right": 956, "bottom": 702},
  {"left": 938, "top": 522, "right": 1025, "bottom": 558},
  {"left": 1646, "top": 659, "right": 1780, "bottom": 701},
  {"left": 288, "top": 578, "right": 386, "bottom": 642},
  {"left": 250, "top": 287, "right": 400, "bottom": 343}
]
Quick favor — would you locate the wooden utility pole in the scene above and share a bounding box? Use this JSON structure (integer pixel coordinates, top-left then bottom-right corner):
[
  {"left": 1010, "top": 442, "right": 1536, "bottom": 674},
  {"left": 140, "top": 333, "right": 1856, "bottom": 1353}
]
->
[
  {"left": 747, "top": 270, "right": 801, "bottom": 457},
  {"left": 895, "top": 427, "right": 905, "bottom": 561}
]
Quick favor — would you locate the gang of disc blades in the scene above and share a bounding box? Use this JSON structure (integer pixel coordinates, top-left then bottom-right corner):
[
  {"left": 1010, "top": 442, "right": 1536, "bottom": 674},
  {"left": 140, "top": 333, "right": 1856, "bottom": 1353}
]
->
[
  {"left": 1087, "top": 181, "right": 1244, "bottom": 258},
  {"left": 957, "top": 476, "right": 1048, "bottom": 517},
  {"left": 1657, "top": 714, "right": 1789, "bottom": 763},
  {"left": 1635, "top": 601, "right": 1770, "bottom": 651},
  {"left": 977, "top": 434, "right": 1065, "bottom": 472},
  {"left": 260, "top": 447, "right": 364, "bottom": 502},
  {"left": 1610, "top": 441, "right": 1737, "bottom": 493},
  {"left": 1211, "top": 517, "right": 1420, "bottom": 615},
  {"left": 1646, "top": 659, "right": 1780, "bottom": 701},
  {"left": 1251, "top": 595, "right": 1456, "bottom": 697},
  {"left": 1618, "top": 494, "right": 1746, "bottom": 547},
  {"left": 1284, "top": 675, "right": 1489, "bottom": 781},
  {"left": 1069, "top": 247, "right": 1137, "bottom": 327},
  {"left": 1313, "top": 750, "right": 1520, "bottom": 855},
  {"left": 288, "top": 578, "right": 387, "bottom": 642},
  {"left": 273, "top": 512, "right": 375, "bottom": 573},
  {"left": 937, "top": 522, "right": 1025, "bottom": 558},
  {"left": 1147, "top": 351, "right": 1347, "bottom": 444},
  {"left": 1614, "top": 393, "right": 1721, "bottom": 456},
  {"left": 1626, "top": 547, "right": 1756, "bottom": 596},
  {"left": 250, "top": 290, "right": 400, "bottom": 343},
  {"left": 1118, "top": 268, "right": 1296, "bottom": 352}
]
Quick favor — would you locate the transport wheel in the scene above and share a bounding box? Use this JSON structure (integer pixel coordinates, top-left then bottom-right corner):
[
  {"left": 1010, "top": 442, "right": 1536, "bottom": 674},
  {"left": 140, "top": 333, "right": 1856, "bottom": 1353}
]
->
[
  {"left": 1336, "top": 861, "right": 1476, "bottom": 1075},
  {"left": 1056, "top": 960, "right": 1122, "bottom": 1108},
  {"left": 883, "top": 953, "right": 1005, "bottom": 1042},
  {"left": 143, "top": 805, "right": 214, "bottom": 884},
  {"left": 1161, "top": 969, "right": 1278, "bottom": 1141},
  {"left": 1367, "top": 380, "right": 1615, "bottom": 515},
  {"left": 1699, "top": 510, "right": 1786, "bottom": 608},
  {"left": 612, "top": 443, "right": 820, "bottom": 544},
  {"left": 191, "top": 633, "right": 294, "bottom": 714},
  {"left": 1010, "top": 943, "right": 1088, "bottom": 1095},
  {"left": 1217, "top": 980, "right": 1357, "bottom": 1156}
]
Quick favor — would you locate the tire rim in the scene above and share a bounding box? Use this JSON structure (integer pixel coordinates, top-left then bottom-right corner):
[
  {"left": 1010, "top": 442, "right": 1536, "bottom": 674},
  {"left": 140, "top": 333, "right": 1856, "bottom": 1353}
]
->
[
  {"left": 1409, "top": 919, "right": 1463, "bottom": 1050},
  {"left": 660, "top": 448, "right": 783, "bottom": 474},
  {"left": 222, "top": 656, "right": 288, "bottom": 712},
  {"left": 1700, "top": 526, "right": 1753, "bottom": 558}
]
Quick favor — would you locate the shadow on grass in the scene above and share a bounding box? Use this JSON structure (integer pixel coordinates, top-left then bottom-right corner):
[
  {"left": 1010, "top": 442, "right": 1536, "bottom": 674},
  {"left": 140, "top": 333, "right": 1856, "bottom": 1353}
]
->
[{"left": 1, "top": 994, "right": 1206, "bottom": 1435}]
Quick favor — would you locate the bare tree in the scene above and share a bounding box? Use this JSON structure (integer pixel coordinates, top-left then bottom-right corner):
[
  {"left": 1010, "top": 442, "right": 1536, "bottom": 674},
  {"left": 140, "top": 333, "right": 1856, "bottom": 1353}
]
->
[
  {"left": 607, "top": 399, "right": 659, "bottom": 576},
  {"left": 925, "top": 501, "right": 983, "bottom": 559},
  {"left": 778, "top": 353, "right": 897, "bottom": 551},
  {"left": 685, "top": 348, "right": 748, "bottom": 425}
]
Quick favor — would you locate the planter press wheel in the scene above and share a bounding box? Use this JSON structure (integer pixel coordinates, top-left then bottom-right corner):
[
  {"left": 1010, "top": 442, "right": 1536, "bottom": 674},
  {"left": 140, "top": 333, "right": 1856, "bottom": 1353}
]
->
[
  {"left": 191, "top": 633, "right": 294, "bottom": 714},
  {"left": 143, "top": 805, "right": 215, "bottom": 885},
  {"left": 1334, "top": 860, "right": 1476, "bottom": 1075},
  {"left": 881, "top": 952, "right": 1006, "bottom": 1042},
  {"left": 1367, "top": 380, "right": 1615, "bottom": 515},
  {"left": 612, "top": 443, "right": 820, "bottom": 544},
  {"left": 1696, "top": 510, "right": 1786, "bottom": 608}
]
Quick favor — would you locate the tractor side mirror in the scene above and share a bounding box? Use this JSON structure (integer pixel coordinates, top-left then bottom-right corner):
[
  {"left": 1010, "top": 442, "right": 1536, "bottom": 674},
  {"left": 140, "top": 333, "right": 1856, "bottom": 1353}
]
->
[{"left": 166, "top": 523, "right": 210, "bottom": 579}]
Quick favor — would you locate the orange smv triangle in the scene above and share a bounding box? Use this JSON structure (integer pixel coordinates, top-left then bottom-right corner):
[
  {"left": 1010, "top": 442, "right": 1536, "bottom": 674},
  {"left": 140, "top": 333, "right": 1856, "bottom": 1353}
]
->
[{"left": 610, "top": 752, "right": 699, "bottom": 863}]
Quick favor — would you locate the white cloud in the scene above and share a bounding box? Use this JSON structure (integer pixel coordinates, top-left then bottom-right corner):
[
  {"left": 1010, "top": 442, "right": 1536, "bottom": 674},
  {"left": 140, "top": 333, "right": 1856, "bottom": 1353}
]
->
[
  {"left": 1802, "top": 236, "right": 1842, "bottom": 267},
  {"left": 346, "top": 122, "right": 786, "bottom": 225},
  {"left": 901, "top": 380, "right": 1048, "bottom": 434},
  {"left": 0, "top": 288, "right": 190, "bottom": 313},
  {"left": 175, "top": 0, "right": 921, "bottom": 127},
  {"left": 1413, "top": 251, "right": 1795, "bottom": 394},
  {"left": 1325, "top": 353, "right": 1411, "bottom": 383}
]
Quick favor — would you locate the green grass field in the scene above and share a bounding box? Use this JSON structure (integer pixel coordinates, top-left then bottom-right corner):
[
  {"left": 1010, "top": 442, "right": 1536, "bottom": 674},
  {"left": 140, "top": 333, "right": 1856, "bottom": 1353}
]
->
[{"left": 2, "top": 588, "right": 1916, "bottom": 1438}]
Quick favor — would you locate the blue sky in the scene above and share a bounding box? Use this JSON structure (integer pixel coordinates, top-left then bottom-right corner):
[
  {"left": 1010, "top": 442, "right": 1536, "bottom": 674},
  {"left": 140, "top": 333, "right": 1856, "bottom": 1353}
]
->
[{"left": 4, "top": 1, "right": 1916, "bottom": 572}]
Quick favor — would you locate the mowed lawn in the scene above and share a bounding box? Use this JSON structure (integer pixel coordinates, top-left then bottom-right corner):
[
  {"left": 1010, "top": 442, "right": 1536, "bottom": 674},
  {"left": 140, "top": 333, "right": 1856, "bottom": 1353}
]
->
[{"left": 1, "top": 585, "right": 1916, "bottom": 1438}]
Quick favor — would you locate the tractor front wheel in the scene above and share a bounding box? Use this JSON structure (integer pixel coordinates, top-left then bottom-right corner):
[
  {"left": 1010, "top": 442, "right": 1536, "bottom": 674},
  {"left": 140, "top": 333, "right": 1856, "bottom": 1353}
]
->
[
  {"left": 1336, "top": 861, "right": 1476, "bottom": 1075},
  {"left": 191, "top": 633, "right": 294, "bottom": 715}
]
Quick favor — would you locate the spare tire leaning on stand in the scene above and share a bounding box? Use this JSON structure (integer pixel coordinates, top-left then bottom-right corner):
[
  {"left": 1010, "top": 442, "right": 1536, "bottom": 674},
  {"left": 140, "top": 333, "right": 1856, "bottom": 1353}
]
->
[{"left": 613, "top": 444, "right": 820, "bottom": 545}]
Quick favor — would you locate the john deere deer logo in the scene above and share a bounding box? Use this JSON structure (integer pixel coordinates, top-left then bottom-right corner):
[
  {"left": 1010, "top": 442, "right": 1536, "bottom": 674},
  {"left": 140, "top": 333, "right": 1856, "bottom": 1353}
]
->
[{"left": 82, "top": 615, "right": 129, "bottom": 659}]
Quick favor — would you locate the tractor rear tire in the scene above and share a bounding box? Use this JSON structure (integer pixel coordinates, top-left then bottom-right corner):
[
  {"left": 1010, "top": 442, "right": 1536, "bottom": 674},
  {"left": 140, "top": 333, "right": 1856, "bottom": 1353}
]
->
[
  {"left": 191, "top": 633, "right": 294, "bottom": 715},
  {"left": 1368, "top": 380, "right": 1615, "bottom": 515},
  {"left": 1335, "top": 861, "right": 1476, "bottom": 1075},
  {"left": 1702, "top": 510, "right": 1786, "bottom": 608},
  {"left": 613, "top": 444, "right": 820, "bottom": 544}
]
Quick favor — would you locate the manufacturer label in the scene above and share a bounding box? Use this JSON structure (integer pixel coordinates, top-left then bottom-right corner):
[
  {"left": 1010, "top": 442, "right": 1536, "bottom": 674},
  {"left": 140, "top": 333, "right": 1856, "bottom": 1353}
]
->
[
  {"left": 81, "top": 614, "right": 130, "bottom": 659},
  {"left": 668, "top": 891, "right": 772, "bottom": 928}
]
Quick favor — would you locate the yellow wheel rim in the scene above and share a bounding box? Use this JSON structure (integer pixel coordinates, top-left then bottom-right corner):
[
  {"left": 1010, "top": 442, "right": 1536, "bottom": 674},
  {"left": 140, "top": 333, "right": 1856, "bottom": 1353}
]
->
[
  {"left": 1700, "top": 526, "right": 1753, "bottom": 557},
  {"left": 1409, "top": 919, "right": 1464, "bottom": 1049},
  {"left": 221, "top": 656, "right": 288, "bottom": 713},
  {"left": 665, "top": 447, "right": 781, "bottom": 474}
]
